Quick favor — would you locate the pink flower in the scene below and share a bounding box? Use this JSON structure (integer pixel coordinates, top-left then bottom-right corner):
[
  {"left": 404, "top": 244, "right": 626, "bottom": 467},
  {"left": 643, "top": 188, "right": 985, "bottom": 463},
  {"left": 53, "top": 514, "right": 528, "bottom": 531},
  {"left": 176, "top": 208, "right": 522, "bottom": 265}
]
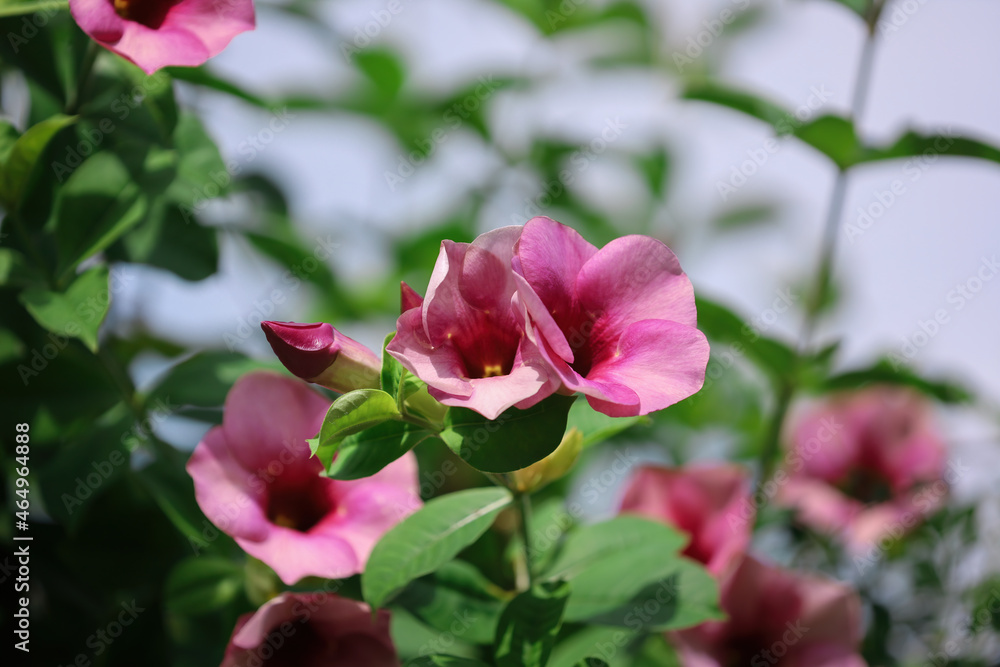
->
[
  {"left": 513, "top": 217, "right": 709, "bottom": 417},
  {"left": 186, "top": 372, "right": 421, "bottom": 585},
  {"left": 619, "top": 464, "right": 752, "bottom": 577},
  {"left": 674, "top": 557, "right": 866, "bottom": 667},
  {"left": 386, "top": 226, "right": 559, "bottom": 420},
  {"left": 261, "top": 321, "right": 381, "bottom": 394},
  {"left": 777, "top": 387, "right": 948, "bottom": 551},
  {"left": 221, "top": 593, "right": 398, "bottom": 667},
  {"left": 69, "top": 0, "right": 255, "bottom": 75}
]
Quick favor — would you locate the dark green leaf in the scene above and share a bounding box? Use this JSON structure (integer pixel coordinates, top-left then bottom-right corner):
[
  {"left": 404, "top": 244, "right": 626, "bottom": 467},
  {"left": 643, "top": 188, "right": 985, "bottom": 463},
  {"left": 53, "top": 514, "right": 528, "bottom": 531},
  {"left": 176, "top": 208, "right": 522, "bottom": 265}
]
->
[
  {"left": 695, "top": 296, "right": 797, "bottom": 382},
  {"left": 494, "top": 580, "right": 571, "bottom": 667},
  {"left": 441, "top": 394, "right": 576, "bottom": 473},
  {"left": 18, "top": 265, "right": 109, "bottom": 352},
  {"left": 547, "top": 626, "right": 638, "bottom": 667},
  {"left": 0, "top": 113, "right": 76, "bottom": 210},
  {"left": 822, "top": 359, "right": 972, "bottom": 404},
  {"left": 0, "top": 247, "right": 44, "bottom": 287},
  {"left": 793, "top": 115, "right": 860, "bottom": 169},
  {"left": 381, "top": 332, "right": 405, "bottom": 399},
  {"left": 404, "top": 657, "right": 493, "bottom": 667},
  {"left": 313, "top": 388, "right": 401, "bottom": 466},
  {"left": 167, "top": 113, "right": 228, "bottom": 206},
  {"left": 859, "top": 130, "right": 1000, "bottom": 168},
  {"left": 683, "top": 83, "right": 792, "bottom": 131},
  {"left": 165, "top": 557, "right": 244, "bottom": 616},
  {"left": 362, "top": 487, "right": 512, "bottom": 608},
  {"left": 395, "top": 560, "right": 505, "bottom": 645},
  {"left": 326, "top": 420, "right": 435, "bottom": 480},
  {"left": 146, "top": 351, "right": 274, "bottom": 409},
  {"left": 115, "top": 203, "right": 219, "bottom": 281},
  {"left": 544, "top": 516, "right": 686, "bottom": 582}
]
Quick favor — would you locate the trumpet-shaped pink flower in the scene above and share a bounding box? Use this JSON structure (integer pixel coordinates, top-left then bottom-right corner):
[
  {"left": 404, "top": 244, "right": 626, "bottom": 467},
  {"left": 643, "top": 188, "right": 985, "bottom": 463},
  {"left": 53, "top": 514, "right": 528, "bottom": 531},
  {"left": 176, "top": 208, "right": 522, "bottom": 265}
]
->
[
  {"left": 777, "top": 387, "right": 948, "bottom": 552},
  {"left": 221, "top": 593, "right": 398, "bottom": 667},
  {"left": 69, "top": 0, "right": 254, "bottom": 75},
  {"left": 674, "top": 557, "right": 866, "bottom": 667},
  {"left": 387, "top": 226, "right": 559, "bottom": 420},
  {"left": 186, "top": 372, "right": 421, "bottom": 585},
  {"left": 261, "top": 321, "right": 381, "bottom": 394},
  {"left": 514, "top": 217, "right": 709, "bottom": 417},
  {"left": 619, "top": 464, "right": 752, "bottom": 577}
]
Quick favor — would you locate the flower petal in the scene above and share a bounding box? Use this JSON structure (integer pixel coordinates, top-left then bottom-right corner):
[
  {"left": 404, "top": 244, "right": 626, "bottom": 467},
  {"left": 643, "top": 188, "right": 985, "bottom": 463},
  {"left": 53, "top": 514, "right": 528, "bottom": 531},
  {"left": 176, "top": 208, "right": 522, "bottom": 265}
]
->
[
  {"left": 236, "top": 527, "right": 360, "bottom": 585},
  {"left": 108, "top": 22, "right": 212, "bottom": 74},
  {"left": 69, "top": 0, "right": 125, "bottom": 42},
  {"left": 161, "top": 0, "right": 255, "bottom": 56},
  {"left": 575, "top": 234, "right": 698, "bottom": 330},
  {"left": 583, "top": 319, "right": 709, "bottom": 417},
  {"left": 516, "top": 216, "right": 597, "bottom": 317},
  {"left": 221, "top": 372, "right": 330, "bottom": 473},
  {"left": 186, "top": 427, "right": 270, "bottom": 541}
]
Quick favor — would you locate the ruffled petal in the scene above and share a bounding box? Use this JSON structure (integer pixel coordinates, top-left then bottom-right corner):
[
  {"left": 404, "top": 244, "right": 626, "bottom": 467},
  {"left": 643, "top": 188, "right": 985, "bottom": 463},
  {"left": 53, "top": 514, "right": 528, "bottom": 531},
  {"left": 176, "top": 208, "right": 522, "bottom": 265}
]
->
[{"left": 236, "top": 527, "right": 360, "bottom": 585}]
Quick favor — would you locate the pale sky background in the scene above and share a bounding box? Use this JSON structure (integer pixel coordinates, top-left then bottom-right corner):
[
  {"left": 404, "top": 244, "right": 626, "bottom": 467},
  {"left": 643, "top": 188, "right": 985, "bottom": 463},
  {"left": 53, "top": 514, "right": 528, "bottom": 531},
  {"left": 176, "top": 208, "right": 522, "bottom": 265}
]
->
[{"left": 109, "top": 0, "right": 999, "bottom": 501}]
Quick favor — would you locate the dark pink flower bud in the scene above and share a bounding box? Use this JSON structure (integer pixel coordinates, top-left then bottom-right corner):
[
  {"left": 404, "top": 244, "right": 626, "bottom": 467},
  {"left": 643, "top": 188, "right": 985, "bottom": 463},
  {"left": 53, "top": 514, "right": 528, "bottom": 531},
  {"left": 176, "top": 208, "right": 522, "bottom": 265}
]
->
[
  {"left": 400, "top": 281, "right": 423, "bottom": 313},
  {"left": 261, "top": 321, "right": 380, "bottom": 394}
]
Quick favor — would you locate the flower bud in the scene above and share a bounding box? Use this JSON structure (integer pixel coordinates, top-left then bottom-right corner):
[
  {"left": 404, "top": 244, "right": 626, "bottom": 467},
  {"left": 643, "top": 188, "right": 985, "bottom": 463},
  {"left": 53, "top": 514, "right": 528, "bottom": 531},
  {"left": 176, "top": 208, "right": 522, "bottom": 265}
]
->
[
  {"left": 261, "top": 321, "right": 380, "bottom": 394},
  {"left": 510, "top": 426, "right": 584, "bottom": 494}
]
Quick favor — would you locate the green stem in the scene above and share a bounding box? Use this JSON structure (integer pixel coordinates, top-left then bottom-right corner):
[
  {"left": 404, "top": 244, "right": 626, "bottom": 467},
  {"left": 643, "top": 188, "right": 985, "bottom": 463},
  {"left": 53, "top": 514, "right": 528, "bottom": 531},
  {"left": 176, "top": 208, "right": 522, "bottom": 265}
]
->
[
  {"left": 66, "top": 40, "right": 101, "bottom": 115},
  {"left": 0, "top": 0, "right": 68, "bottom": 18},
  {"left": 757, "top": 3, "right": 882, "bottom": 498},
  {"left": 516, "top": 492, "right": 535, "bottom": 591}
]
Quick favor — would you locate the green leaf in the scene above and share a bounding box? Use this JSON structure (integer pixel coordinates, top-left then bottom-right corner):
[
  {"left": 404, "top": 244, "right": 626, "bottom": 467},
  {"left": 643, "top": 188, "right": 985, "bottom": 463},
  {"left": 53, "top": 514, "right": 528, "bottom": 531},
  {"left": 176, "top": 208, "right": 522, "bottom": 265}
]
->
[
  {"left": 547, "top": 626, "right": 638, "bottom": 667},
  {"left": 0, "top": 247, "right": 44, "bottom": 287},
  {"left": 544, "top": 516, "right": 687, "bottom": 580},
  {"left": 682, "top": 83, "right": 792, "bottom": 131},
  {"left": 0, "top": 327, "right": 24, "bottom": 365},
  {"left": 827, "top": 0, "right": 868, "bottom": 19},
  {"left": 822, "top": 360, "right": 972, "bottom": 404},
  {"left": 114, "top": 203, "right": 219, "bottom": 281},
  {"left": 395, "top": 560, "right": 505, "bottom": 645},
  {"left": 165, "top": 557, "right": 245, "bottom": 616},
  {"left": 494, "top": 580, "right": 571, "bottom": 667},
  {"left": 695, "top": 296, "right": 798, "bottom": 383},
  {"left": 326, "top": 420, "right": 435, "bottom": 480},
  {"left": 0, "top": 114, "right": 76, "bottom": 210},
  {"left": 441, "top": 394, "right": 576, "bottom": 473},
  {"left": 54, "top": 147, "right": 176, "bottom": 279},
  {"left": 166, "top": 113, "right": 228, "bottom": 206},
  {"left": 575, "top": 660, "right": 611, "bottom": 667},
  {"left": 793, "top": 115, "right": 860, "bottom": 170},
  {"left": 362, "top": 487, "right": 513, "bottom": 608},
  {"left": 564, "top": 557, "right": 721, "bottom": 630},
  {"left": 0, "top": 1, "right": 69, "bottom": 19},
  {"left": 381, "top": 332, "right": 405, "bottom": 399},
  {"left": 404, "top": 658, "right": 493, "bottom": 667},
  {"left": 313, "top": 389, "right": 401, "bottom": 466},
  {"left": 567, "top": 399, "right": 644, "bottom": 448},
  {"left": 858, "top": 130, "right": 1000, "bottom": 168},
  {"left": 146, "top": 351, "right": 273, "bottom": 409},
  {"left": 18, "top": 265, "right": 110, "bottom": 352}
]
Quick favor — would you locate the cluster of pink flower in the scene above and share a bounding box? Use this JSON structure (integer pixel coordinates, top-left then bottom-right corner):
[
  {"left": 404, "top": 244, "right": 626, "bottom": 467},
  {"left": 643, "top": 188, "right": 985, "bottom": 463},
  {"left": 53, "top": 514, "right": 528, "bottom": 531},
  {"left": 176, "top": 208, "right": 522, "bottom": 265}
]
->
[
  {"left": 619, "top": 386, "right": 948, "bottom": 666},
  {"left": 185, "top": 216, "right": 948, "bottom": 666}
]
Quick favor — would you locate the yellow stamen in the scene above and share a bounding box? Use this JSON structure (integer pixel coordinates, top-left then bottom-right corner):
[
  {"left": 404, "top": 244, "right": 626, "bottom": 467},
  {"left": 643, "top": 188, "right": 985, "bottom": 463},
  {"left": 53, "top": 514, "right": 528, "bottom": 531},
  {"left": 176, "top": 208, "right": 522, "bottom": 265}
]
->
[{"left": 482, "top": 364, "right": 504, "bottom": 377}]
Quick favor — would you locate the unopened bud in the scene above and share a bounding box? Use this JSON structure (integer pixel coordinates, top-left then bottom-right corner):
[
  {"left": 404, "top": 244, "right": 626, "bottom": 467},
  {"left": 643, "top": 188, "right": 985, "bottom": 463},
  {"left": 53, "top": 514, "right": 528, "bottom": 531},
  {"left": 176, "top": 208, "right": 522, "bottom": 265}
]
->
[
  {"left": 510, "top": 427, "right": 584, "bottom": 494},
  {"left": 261, "top": 321, "right": 380, "bottom": 394}
]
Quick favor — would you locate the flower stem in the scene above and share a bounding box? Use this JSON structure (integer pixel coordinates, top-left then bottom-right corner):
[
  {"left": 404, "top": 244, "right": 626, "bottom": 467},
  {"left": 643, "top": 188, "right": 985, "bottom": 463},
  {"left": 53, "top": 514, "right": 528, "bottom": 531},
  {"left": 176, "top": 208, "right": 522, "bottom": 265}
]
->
[
  {"left": 0, "top": 0, "right": 68, "bottom": 18},
  {"left": 66, "top": 40, "right": 101, "bottom": 115},
  {"left": 756, "top": 2, "right": 882, "bottom": 499},
  {"left": 516, "top": 491, "right": 535, "bottom": 591}
]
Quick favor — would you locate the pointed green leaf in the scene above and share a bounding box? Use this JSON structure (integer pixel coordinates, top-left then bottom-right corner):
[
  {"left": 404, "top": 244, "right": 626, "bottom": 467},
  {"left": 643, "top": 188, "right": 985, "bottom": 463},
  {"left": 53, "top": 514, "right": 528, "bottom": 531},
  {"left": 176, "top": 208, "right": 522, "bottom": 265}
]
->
[
  {"left": 313, "top": 388, "right": 401, "bottom": 467},
  {"left": 404, "top": 658, "right": 492, "bottom": 667},
  {"left": 440, "top": 394, "right": 576, "bottom": 473},
  {"left": 380, "top": 332, "right": 405, "bottom": 399},
  {"left": 793, "top": 115, "right": 861, "bottom": 169},
  {"left": 0, "top": 113, "right": 76, "bottom": 210},
  {"left": 362, "top": 487, "right": 512, "bottom": 608},
  {"left": 543, "top": 516, "right": 687, "bottom": 581},
  {"left": 494, "top": 580, "right": 571, "bottom": 667},
  {"left": 18, "top": 265, "right": 110, "bottom": 352},
  {"left": 326, "top": 420, "right": 435, "bottom": 480},
  {"left": 858, "top": 130, "right": 1000, "bottom": 168},
  {"left": 165, "top": 557, "right": 245, "bottom": 616}
]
